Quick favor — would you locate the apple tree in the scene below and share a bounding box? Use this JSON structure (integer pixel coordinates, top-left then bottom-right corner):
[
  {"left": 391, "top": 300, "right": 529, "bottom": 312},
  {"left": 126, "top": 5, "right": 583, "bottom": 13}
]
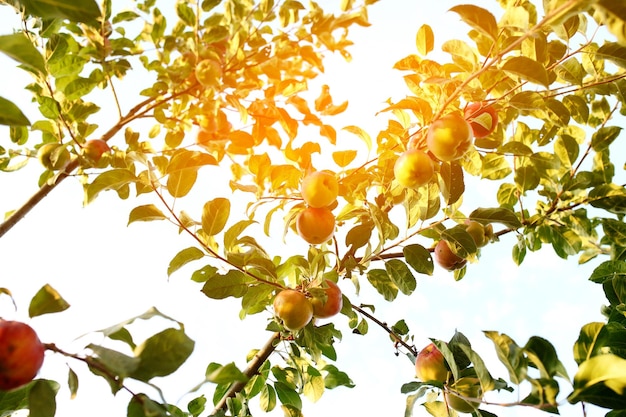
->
[{"left": 0, "top": 0, "right": 626, "bottom": 416}]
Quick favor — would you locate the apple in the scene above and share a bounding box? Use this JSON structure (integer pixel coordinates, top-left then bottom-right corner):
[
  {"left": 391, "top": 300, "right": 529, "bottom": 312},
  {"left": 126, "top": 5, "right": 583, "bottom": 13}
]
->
[
  {"left": 37, "top": 143, "right": 70, "bottom": 171},
  {"left": 0, "top": 320, "right": 45, "bottom": 391},
  {"left": 464, "top": 102, "right": 498, "bottom": 138},
  {"left": 273, "top": 289, "right": 313, "bottom": 331},
  {"left": 393, "top": 149, "right": 435, "bottom": 189},
  {"left": 296, "top": 207, "right": 335, "bottom": 245},
  {"left": 195, "top": 59, "right": 222, "bottom": 88},
  {"left": 445, "top": 377, "right": 482, "bottom": 413},
  {"left": 433, "top": 239, "right": 467, "bottom": 271},
  {"left": 310, "top": 280, "right": 343, "bottom": 319},
  {"left": 415, "top": 342, "right": 448, "bottom": 383},
  {"left": 301, "top": 171, "right": 339, "bottom": 208},
  {"left": 82, "top": 139, "right": 110, "bottom": 163},
  {"left": 426, "top": 112, "right": 473, "bottom": 161}
]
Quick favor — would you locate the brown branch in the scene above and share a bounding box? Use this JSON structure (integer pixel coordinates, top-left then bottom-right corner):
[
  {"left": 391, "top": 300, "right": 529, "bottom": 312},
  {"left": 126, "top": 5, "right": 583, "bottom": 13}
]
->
[
  {"left": 211, "top": 332, "right": 281, "bottom": 415},
  {"left": 351, "top": 303, "right": 417, "bottom": 357}
]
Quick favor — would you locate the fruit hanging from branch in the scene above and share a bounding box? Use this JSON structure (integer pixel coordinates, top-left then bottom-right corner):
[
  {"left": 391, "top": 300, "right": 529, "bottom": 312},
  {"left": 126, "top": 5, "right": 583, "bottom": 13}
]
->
[
  {"left": 433, "top": 239, "right": 467, "bottom": 271},
  {"left": 273, "top": 289, "right": 314, "bottom": 331},
  {"left": 300, "top": 171, "right": 339, "bottom": 208},
  {"left": 464, "top": 102, "right": 498, "bottom": 138},
  {"left": 310, "top": 280, "right": 343, "bottom": 319},
  {"left": 295, "top": 206, "right": 335, "bottom": 245},
  {"left": 426, "top": 112, "right": 473, "bottom": 161},
  {"left": 0, "top": 320, "right": 45, "bottom": 391},
  {"left": 414, "top": 342, "right": 448, "bottom": 383},
  {"left": 393, "top": 148, "right": 435, "bottom": 189}
]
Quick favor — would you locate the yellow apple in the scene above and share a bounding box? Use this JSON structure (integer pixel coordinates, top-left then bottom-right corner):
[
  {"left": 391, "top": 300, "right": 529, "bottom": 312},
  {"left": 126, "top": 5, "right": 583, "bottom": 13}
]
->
[{"left": 394, "top": 148, "right": 435, "bottom": 189}]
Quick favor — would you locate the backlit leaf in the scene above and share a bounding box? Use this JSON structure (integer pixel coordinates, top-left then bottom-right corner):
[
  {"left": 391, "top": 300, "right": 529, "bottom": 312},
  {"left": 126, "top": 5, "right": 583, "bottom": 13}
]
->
[
  {"left": 15, "top": 0, "right": 101, "bottom": 26},
  {"left": 502, "top": 56, "right": 550, "bottom": 88},
  {"left": 201, "top": 198, "right": 230, "bottom": 236},
  {"left": 0, "top": 96, "right": 30, "bottom": 126},
  {"left": 384, "top": 259, "right": 416, "bottom": 296},
  {"left": 416, "top": 24, "right": 434, "bottom": 55},
  {"left": 591, "top": 126, "right": 622, "bottom": 152},
  {"left": 449, "top": 4, "right": 498, "bottom": 40},
  {"left": 0, "top": 33, "right": 46, "bottom": 74},
  {"left": 85, "top": 169, "right": 137, "bottom": 204},
  {"left": 167, "top": 247, "right": 205, "bottom": 277},
  {"left": 201, "top": 270, "right": 249, "bottom": 299},
  {"left": 569, "top": 354, "right": 626, "bottom": 408},
  {"left": 127, "top": 204, "right": 167, "bottom": 225},
  {"left": 131, "top": 328, "right": 194, "bottom": 381},
  {"left": 366, "top": 269, "right": 398, "bottom": 301},
  {"left": 206, "top": 362, "right": 248, "bottom": 384},
  {"left": 595, "top": 42, "right": 626, "bottom": 69},
  {"left": 484, "top": 331, "right": 527, "bottom": 385},
  {"left": 342, "top": 125, "right": 372, "bottom": 150},
  {"left": 403, "top": 244, "right": 434, "bottom": 276},
  {"left": 29, "top": 284, "right": 70, "bottom": 318},
  {"left": 469, "top": 207, "right": 522, "bottom": 229},
  {"left": 332, "top": 150, "right": 357, "bottom": 167}
]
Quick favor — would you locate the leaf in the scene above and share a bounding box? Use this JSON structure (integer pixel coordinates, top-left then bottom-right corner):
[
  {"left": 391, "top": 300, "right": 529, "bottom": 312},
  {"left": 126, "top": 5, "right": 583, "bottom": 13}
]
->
[
  {"left": 274, "top": 381, "right": 302, "bottom": 410},
  {"left": 342, "top": 125, "right": 372, "bottom": 151},
  {"left": 484, "top": 331, "right": 527, "bottom": 385},
  {"left": 384, "top": 259, "right": 416, "bottom": 296},
  {"left": 0, "top": 33, "right": 46, "bottom": 75},
  {"left": 366, "top": 269, "right": 398, "bottom": 301},
  {"left": 88, "top": 344, "right": 140, "bottom": 377},
  {"left": 322, "top": 364, "right": 355, "bottom": 389},
  {"left": 15, "top": 0, "right": 101, "bottom": 26},
  {"left": 302, "top": 366, "right": 324, "bottom": 402},
  {"left": 201, "top": 270, "right": 249, "bottom": 299},
  {"left": 28, "top": 380, "right": 58, "bottom": 417},
  {"left": 0, "top": 96, "right": 30, "bottom": 126},
  {"left": 416, "top": 24, "right": 434, "bottom": 55},
  {"left": 201, "top": 198, "right": 230, "bottom": 236},
  {"left": 206, "top": 362, "right": 248, "bottom": 384},
  {"left": 573, "top": 322, "right": 605, "bottom": 365},
  {"left": 569, "top": 354, "right": 626, "bottom": 408},
  {"left": 403, "top": 244, "right": 434, "bottom": 276},
  {"left": 85, "top": 169, "right": 137, "bottom": 204},
  {"left": 332, "top": 150, "right": 357, "bottom": 167},
  {"left": 29, "top": 284, "right": 70, "bottom": 318},
  {"left": 449, "top": 4, "right": 498, "bottom": 40},
  {"left": 595, "top": 42, "right": 626, "bottom": 69},
  {"left": 167, "top": 247, "right": 205, "bottom": 277},
  {"left": 591, "top": 126, "right": 622, "bottom": 152},
  {"left": 260, "top": 384, "right": 277, "bottom": 412},
  {"left": 127, "top": 204, "right": 167, "bottom": 225},
  {"left": 439, "top": 161, "right": 464, "bottom": 205},
  {"left": 469, "top": 207, "right": 522, "bottom": 229},
  {"left": 525, "top": 336, "right": 569, "bottom": 379},
  {"left": 131, "top": 328, "right": 195, "bottom": 381},
  {"left": 502, "top": 56, "right": 550, "bottom": 87}
]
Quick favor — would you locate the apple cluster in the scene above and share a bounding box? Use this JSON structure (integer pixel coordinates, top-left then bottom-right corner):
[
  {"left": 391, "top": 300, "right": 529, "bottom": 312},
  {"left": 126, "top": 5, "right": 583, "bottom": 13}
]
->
[
  {"left": 273, "top": 280, "right": 343, "bottom": 332},
  {"left": 393, "top": 102, "right": 498, "bottom": 190},
  {"left": 295, "top": 171, "right": 339, "bottom": 245},
  {"left": 414, "top": 342, "right": 483, "bottom": 414},
  {"left": 434, "top": 220, "right": 495, "bottom": 271},
  {"left": 0, "top": 320, "right": 45, "bottom": 391}
]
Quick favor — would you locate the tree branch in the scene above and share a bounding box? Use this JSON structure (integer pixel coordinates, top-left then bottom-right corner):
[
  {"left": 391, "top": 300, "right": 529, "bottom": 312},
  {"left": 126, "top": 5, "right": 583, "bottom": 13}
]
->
[{"left": 210, "top": 332, "right": 281, "bottom": 415}]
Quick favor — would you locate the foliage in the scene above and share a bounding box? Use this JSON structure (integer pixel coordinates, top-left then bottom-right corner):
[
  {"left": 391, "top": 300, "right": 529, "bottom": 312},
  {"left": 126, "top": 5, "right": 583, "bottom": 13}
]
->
[{"left": 0, "top": 0, "right": 625, "bottom": 416}]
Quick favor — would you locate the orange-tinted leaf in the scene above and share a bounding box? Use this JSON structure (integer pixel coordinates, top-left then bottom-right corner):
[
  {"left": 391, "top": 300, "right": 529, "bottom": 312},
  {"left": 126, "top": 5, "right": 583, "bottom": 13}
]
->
[
  {"left": 416, "top": 24, "right": 434, "bottom": 56},
  {"left": 202, "top": 198, "right": 230, "bottom": 236},
  {"left": 332, "top": 150, "right": 357, "bottom": 167},
  {"left": 502, "top": 56, "right": 550, "bottom": 88},
  {"left": 342, "top": 125, "right": 372, "bottom": 150},
  {"left": 320, "top": 124, "right": 337, "bottom": 144},
  {"left": 449, "top": 4, "right": 498, "bottom": 40}
]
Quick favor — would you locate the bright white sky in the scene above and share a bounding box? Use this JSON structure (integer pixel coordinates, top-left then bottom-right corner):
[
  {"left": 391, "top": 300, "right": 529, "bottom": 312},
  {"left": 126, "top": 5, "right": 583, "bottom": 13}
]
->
[{"left": 0, "top": 1, "right": 619, "bottom": 417}]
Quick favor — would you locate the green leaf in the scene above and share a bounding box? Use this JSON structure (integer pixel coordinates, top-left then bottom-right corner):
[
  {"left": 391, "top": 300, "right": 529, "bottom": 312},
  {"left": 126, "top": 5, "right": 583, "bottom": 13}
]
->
[
  {"left": 260, "top": 384, "right": 277, "bottom": 412},
  {"left": 469, "top": 207, "right": 522, "bottom": 229},
  {"left": 15, "top": 0, "right": 101, "bottom": 26},
  {"left": 87, "top": 344, "right": 140, "bottom": 377},
  {"left": 28, "top": 380, "right": 58, "bottom": 417},
  {"left": 590, "top": 184, "right": 626, "bottom": 214},
  {"left": 29, "top": 284, "right": 70, "bottom": 318},
  {"left": 384, "top": 259, "right": 416, "bottom": 296},
  {"left": 525, "top": 336, "right": 569, "bottom": 379},
  {"left": 131, "top": 328, "right": 195, "bottom": 381},
  {"left": 201, "top": 198, "right": 230, "bottom": 236},
  {"left": 0, "top": 33, "right": 46, "bottom": 75},
  {"left": 206, "top": 362, "right": 248, "bottom": 384},
  {"left": 569, "top": 354, "right": 626, "bottom": 408},
  {"left": 449, "top": 4, "right": 498, "bottom": 40},
  {"left": 274, "top": 381, "right": 302, "bottom": 409},
  {"left": 591, "top": 126, "right": 622, "bottom": 152},
  {"left": 201, "top": 270, "right": 249, "bottom": 299},
  {"left": 502, "top": 56, "right": 550, "bottom": 88},
  {"left": 167, "top": 247, "right": 205, "bottom": 277},
  {"left": 127, "top": 204, "right": 167, "bottom": 225},
  {"left": 439, "top": 161, "right": 464, "bottom": 205},
  {"left": 0, "top": 96, "right": 30, "bottom": 126},
  {"left": 589, "top": 260, "right": 626, "bottom": 284},
  {"left": 484, "top": 331, "right": 527, "bottom": 385},
  {"left": 366, "top": 269, "right": 398, "bottom": 301},
  {"left": 191, "top": 264, "right": 218, "bottom": 283},
  {"left": 403, "top": 244, "right": 434, "bottom": 276},
  {"left": 68, "top": 368, "right": 78, "bottom": 399},
  {"left": 302, "top": 366, "right": 324, "bottom": 402},
  {"left": 322, "top": 364, "right": 355, "bottom": 389},
  {"left": 415, "top": 24, "right": 434, "bottom": 55},
  {"left": 596, "top": 42, "right": 626, "bottom": 69},
  {"left": 573, "top": 322, "right": 606, "bottom": 364},
  {"left": 85, "top": 169, "right": 137, "bottom": 204}
]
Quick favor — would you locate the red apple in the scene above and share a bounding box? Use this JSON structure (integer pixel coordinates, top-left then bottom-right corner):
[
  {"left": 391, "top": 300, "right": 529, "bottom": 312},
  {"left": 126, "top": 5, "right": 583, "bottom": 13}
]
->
[
  {"left": 82, "top": 139, "right": 111, "bottom": 163},
  {"left": 310, "top": 280, "right": 343, "bottom": 319},
  {"left": 415, "top": 342, "right": 448, "bottom": 382},
  {"left": 433, "top": 240, "right": 467, "bottom": 271},
  {"left": 0, "top": 320, "right": 45, "bottom": 391}
]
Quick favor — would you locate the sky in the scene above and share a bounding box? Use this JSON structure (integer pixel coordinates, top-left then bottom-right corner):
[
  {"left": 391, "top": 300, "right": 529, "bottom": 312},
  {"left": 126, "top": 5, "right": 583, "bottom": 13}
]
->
[{"left": 0, "top": 1, "right": 621, "bottom": 417}]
